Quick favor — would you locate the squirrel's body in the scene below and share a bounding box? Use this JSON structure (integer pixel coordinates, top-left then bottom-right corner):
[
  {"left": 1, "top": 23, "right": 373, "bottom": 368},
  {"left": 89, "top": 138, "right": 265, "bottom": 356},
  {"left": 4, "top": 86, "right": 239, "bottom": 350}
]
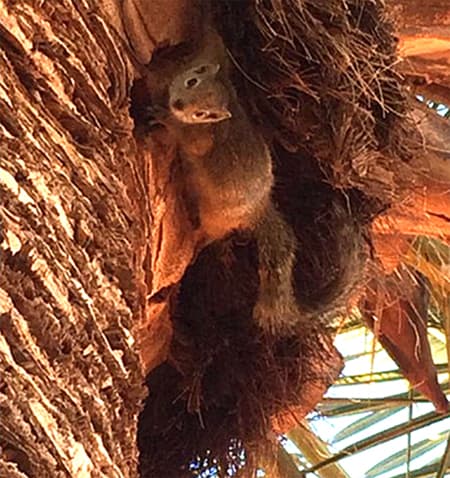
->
[
  {"left": 150, "top": 33, "right": 301, "bottom": 333},
  {"left": 171, "top": 91, "right": 272, "bottom": 240}
]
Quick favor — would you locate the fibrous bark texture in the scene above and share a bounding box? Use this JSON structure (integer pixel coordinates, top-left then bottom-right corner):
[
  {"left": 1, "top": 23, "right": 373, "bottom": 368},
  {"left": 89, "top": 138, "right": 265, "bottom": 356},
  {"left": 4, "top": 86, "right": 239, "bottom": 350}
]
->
[
  {"left": 0, "top": 1, "right": 147, "bottom": 476},
  {"left": 389, "top": 0, "right": 450, "bottom": 87}
]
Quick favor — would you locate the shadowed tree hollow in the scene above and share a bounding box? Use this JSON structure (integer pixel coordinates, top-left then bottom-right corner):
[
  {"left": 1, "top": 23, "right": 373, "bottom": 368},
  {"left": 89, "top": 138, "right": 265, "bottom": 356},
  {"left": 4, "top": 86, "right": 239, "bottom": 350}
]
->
[{"left": 0, "top": 1, "right": 449, "bottom": 477}]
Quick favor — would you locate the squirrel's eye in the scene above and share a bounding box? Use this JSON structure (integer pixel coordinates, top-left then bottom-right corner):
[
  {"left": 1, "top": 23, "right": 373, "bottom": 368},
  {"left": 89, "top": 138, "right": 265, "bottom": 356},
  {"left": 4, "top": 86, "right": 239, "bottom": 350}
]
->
[{"left": 185, "top": 77, "right": 199, "bottom": 89}]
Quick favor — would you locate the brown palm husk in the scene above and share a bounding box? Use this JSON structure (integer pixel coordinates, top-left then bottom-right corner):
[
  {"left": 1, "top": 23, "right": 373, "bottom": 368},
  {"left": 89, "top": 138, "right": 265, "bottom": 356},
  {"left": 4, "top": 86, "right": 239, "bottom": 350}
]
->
[
  {"left": 215, "top": 0, "right": 419, "bottom": 200},
  {"left": 139, "top": 233, "right": 344, "bottom": 477}
]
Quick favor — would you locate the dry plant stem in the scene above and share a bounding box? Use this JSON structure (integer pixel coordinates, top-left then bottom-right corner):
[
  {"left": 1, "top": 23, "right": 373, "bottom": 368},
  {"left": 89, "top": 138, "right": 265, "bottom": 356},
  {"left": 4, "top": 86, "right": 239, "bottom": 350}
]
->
[
  {"left": 373, "top": 182, "right": 450, "bottom": 241},
  {"left": 373, "top": 103, "right": 450, "bottom": 242},
  {"left": 122, "top": 0, "right": 202, "bottom": 64},
  {"left": 387, "top": 0, "right": 450, "bottom": 86}
]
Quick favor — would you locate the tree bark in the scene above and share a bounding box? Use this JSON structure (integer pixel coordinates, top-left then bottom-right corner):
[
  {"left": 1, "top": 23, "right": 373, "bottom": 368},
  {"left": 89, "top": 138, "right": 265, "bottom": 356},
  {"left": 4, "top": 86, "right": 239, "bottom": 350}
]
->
[
  {"left": 388, "top": 0, "right": 450, "bottom": 87},
  {"left": 387, "top": 0, "right": 450, "bottom": 158},
  {"left": 372, "top": 3, "right": 450, "bottom": 252},
  {"left": 0, "top": 1, "right": 147, "bottom": 476},
  {"left": 372, "top": 102, "right": 450, "bottom": 271}
]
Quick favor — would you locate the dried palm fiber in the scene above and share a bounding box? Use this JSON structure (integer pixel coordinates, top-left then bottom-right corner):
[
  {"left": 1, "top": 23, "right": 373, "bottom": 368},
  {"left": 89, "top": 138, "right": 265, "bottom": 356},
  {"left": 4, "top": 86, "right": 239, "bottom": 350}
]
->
[
  {"left": 139, "top": 184, "right": 364, "bottom": 477},
  {"left": 138, "top": 0, "right": 419, "bottom": 476},
  {"left": 139, "top": 235, "right": 344, "bottom": 477},
  {"left": 214, "top": 0, "right": 419, "bottom": 201}
]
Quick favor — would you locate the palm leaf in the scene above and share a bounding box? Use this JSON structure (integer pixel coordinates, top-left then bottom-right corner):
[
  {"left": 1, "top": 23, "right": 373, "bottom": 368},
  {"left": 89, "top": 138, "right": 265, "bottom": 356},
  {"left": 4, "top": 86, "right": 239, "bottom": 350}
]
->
[
  {"left": 335, "top": 369, "right": 407, "bottom": 385},
  {"left": 408, "top": 237, "right": 450, "bottom": 375},
  {"left": 299, "top": 236, "right": 450, "bottom": 477},
  {"left": 303, "top": 409, "right": 450, "bottom": 475},
  {"left": 332, "top": 407, "right": 403, "bottom": 442},
  {"left": 287, "top": 422, "right": 350, "bottom": 478},
  {"left": 365, "top": 430, "right": 448, "bottom": 477},
  {"left": 388, "top": 462, "right": 441, "bottom": 478},
  {"left": 336, "top": 363, "right": 449, "bottom": 386},
  {"left": 436, "top": 433, "right": 450, "bottom": 478}
]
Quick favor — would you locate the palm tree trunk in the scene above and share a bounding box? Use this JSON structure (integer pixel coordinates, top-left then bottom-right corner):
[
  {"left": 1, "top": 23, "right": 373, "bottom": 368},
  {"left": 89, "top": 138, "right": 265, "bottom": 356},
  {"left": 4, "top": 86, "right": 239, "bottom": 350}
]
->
[{"left": 0, "top": 2, "right": 147, "bottom": 476}]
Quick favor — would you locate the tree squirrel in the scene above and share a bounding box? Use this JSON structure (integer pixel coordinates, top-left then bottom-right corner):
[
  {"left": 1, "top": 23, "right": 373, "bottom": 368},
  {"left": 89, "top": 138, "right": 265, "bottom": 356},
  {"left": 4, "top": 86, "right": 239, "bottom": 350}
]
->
[{"left": 149, "top": 37, "right": 300, "bottom": 334}]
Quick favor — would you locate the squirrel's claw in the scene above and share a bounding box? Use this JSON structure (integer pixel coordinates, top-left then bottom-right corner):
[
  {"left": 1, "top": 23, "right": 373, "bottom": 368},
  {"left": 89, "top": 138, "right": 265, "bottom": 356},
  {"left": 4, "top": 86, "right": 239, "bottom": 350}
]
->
[{"left": 145, "top": 104, "right": 169, "bottom": 127}]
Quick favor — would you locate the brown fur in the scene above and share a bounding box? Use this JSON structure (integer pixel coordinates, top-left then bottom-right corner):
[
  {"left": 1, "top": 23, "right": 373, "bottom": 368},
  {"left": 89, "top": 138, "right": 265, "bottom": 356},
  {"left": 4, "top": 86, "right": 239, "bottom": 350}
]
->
[{"left": 153, "top": 32, "right": 301, "bottom": 333}]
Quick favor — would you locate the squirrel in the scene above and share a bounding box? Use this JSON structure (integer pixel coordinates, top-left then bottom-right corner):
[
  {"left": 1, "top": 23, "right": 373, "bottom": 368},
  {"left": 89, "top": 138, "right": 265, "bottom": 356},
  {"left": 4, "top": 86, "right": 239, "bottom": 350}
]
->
[{"left": 148, "top": 31, "right": 300, "bottom": 334}]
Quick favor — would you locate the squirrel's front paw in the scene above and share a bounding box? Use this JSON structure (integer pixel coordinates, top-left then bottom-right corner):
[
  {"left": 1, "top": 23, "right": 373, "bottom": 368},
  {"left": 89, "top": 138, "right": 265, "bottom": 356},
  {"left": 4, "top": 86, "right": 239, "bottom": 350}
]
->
[
  {"left": 253, "top": 296, "right": 301, "bottom": 336},
  {"left": 145, "top": 104, "right": 169, "bottom": 127}
]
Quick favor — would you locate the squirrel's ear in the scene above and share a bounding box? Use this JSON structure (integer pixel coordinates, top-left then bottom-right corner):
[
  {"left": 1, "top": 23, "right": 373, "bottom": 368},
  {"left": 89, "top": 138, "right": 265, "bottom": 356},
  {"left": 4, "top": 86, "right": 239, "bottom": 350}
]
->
[
  {"left": 192, "top": 63, "right": 221, "bottom": 76},
  {"left": 209, "top": 63, "right": 221, "bottom": 75}
]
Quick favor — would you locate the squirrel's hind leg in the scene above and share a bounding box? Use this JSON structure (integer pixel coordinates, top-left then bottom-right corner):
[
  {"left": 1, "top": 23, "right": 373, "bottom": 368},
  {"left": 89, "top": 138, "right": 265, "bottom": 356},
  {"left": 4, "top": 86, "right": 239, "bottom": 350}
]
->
[{"left": 253, "top": 202, "right": 302, "bottom": 335}]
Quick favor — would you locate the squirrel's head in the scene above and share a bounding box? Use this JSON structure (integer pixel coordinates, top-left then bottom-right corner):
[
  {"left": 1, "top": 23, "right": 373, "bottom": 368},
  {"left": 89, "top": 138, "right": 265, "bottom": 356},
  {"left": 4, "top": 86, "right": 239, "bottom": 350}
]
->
[{"left": 168, "top": 63, "right": 232, "bottom": 124}]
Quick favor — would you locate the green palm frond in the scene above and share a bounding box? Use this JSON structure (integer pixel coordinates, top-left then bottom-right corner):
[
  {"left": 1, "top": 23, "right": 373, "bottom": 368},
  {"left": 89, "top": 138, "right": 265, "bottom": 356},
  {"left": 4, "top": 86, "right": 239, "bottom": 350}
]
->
[
  {"left": 436, "top": 434, "right": 450, "bottom": 478},
  {"left": 331, "top": 407, "right": 403, "bottom": 442},
  {"left": 388, "top": 462, "right": 440, "bottom": 478},
  {"left": 303, "top": 410, "right": 450, "bottom": 475},
  {"left": 365, "top": 431, "right": 448, "bottom": 477}
]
